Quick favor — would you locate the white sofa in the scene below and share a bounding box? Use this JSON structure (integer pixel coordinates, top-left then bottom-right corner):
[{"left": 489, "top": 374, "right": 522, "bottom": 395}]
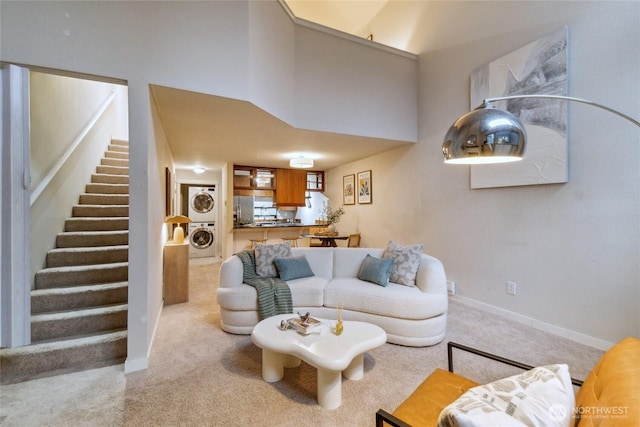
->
[{"left": 216, "top": 247, "right": 448, "bottom": 347}]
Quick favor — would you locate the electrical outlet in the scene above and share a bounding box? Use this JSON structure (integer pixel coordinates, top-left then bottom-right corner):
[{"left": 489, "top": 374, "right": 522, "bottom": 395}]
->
[
  {"left": 506, "top": 281, "right": 517, "bottom": 295},
  {"left": 447, "top": 280, "right": 456, "bottom": 296}
]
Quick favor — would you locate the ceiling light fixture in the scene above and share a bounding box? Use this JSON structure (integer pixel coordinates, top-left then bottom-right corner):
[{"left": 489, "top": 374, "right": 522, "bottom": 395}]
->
[
  {"left": 290, "top": 156, "right": 314, "bottom": 169},
  {"left": 193, "top": 167, "right": 205, "bottom": 174},
  {"left": 442, "top": 95, "right": 640, "bottom": 165}
]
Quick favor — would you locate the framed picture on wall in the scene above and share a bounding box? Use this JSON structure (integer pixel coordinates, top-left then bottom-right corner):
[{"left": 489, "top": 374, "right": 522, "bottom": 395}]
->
[
  {"left": 343, "top": 174, "right": 355, "bottom": 205},
  {"left": 165, "top": 167, "right": 173, "bottom": 216},
  {"left": 357, "top": 170, "right": 372, "bottom": 204}
]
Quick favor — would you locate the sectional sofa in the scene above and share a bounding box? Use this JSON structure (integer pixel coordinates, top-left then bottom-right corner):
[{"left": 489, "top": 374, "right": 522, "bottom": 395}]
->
[{"left": 216, "top": 246, "right": 448, "bottom": 347}]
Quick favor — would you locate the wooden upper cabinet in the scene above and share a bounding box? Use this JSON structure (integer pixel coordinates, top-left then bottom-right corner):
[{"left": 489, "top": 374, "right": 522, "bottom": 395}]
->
[
  {"left": 275, "top": 168, "right": 306, "bottom": 206},
  {"left": 254, "top": 168, "right": 275, "bottom": 189},
  {"left": 233, "top": 167, "right": 253, "bottom": 189},
  {"left": 233, "top": 166, "right": 275, "bottom": 190},
  {"left": 306, "top": 171, "right": 324, "bottom": 192}
]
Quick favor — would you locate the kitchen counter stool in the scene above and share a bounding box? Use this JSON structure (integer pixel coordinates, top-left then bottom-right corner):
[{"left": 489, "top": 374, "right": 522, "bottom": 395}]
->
[
  {"left": 281, "top": 236, "right": 300, "bottom": 247},
  {"left": 250, "top": 238, "right": 268, "bottom": 248}
]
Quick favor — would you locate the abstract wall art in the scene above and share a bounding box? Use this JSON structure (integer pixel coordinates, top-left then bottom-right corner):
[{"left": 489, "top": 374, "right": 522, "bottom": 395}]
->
[{"left": 470, "top": 27, "right": 569, "bottom": 189}]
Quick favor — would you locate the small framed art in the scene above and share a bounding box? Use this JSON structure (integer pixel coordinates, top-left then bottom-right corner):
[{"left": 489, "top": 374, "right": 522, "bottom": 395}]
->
[
  {"left": 343, "top": 174, "right": 355, "bottom": 205},
  {"left": 165, "top": 167, "right": 173, "bottom": 216},
  {"left": 357, "top": 170, "right": 372, "bottom": 204}
]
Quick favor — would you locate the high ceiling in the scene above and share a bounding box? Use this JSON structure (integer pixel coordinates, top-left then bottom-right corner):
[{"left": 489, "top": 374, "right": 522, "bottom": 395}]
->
[
  {"left": 154, "top": 1, "right": 546, "bottom": 174},
  {"left": 156, "top": 1, "right": 415, "bottom": 174},
  {"left": 286, "top": 0, "right": 390, "bottom": 38}
]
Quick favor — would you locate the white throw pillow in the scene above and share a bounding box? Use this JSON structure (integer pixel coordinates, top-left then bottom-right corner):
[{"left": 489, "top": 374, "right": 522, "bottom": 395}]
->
[
  {"left": 255, "top": 242, "right": 291, "bottom": 278},
  {"left": 382, "top": 240, "right": 424, "bottom": 286},
  {"left": 437, "top": 364, "right": 575, "bottom": 427}
]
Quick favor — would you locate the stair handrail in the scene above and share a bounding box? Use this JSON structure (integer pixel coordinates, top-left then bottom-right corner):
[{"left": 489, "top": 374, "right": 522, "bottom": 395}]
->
[{"left": 30, "top": 91, "right": 116, "bottom": 206}]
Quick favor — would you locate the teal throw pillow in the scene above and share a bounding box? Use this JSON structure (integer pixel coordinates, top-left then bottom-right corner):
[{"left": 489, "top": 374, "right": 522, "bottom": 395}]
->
[
  {"left": 358, "top": 254, "right": 393, "bottom": 286},
  {"left": 274, "top": 255, "right": 315, "bottom": 281}
]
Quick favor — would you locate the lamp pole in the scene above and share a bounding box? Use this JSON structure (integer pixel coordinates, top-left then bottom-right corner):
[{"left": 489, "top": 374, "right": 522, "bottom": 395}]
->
[{"left": 481, "top": 95, "right": 640, "bottom": 127}]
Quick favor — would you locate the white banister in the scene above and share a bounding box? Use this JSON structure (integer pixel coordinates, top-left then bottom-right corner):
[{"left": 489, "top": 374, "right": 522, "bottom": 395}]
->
[{"left": 30, "top": 91, "right": 116, "bottom": 206}]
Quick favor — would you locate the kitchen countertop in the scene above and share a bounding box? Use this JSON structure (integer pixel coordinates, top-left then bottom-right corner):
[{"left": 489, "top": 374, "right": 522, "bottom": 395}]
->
[{"left": 234, "top": 223, "right": 315, "bottom": 230}]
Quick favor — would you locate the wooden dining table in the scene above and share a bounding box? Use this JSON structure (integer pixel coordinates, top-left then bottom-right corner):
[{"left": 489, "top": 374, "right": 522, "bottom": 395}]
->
[{"left": 301, "top": 234, "right": 348, "bottom": 247}]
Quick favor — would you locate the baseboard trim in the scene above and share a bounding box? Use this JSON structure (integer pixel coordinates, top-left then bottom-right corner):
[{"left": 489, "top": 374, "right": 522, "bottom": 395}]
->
[
  {"left": 124, "top": 301, "right": 163, "bottom": 374},
  {"left": 450, "top": 295, "right": 613, "bottom": 351},
  {"left": 124, "top": 356, "right": 148, "bottom": 373}
]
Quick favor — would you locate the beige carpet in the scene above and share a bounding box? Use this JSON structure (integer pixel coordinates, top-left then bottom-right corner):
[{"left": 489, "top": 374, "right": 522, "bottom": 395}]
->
[{"left": 0, "top": 257, "right": 603, "bottom": 426}]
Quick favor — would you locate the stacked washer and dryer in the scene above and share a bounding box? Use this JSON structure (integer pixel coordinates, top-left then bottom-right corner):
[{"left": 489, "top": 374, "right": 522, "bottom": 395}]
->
[{"left": 187, "top": 185, "right": 217, "bottom": 258}]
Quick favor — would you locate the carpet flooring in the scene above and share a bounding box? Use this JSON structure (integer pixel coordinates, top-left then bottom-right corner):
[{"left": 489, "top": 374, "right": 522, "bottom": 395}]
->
[{"left": 0, "top": 257, "right": 603, "bottom": 426}]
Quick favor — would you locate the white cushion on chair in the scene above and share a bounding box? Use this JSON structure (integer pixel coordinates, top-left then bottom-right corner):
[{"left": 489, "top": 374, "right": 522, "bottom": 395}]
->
[{"left": 437, "top": 364, "right": 575, "bottom": 427}]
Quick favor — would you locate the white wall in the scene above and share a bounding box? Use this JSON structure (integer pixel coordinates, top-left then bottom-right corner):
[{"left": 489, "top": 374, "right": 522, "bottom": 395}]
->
[
  {"left": 294, "top": 25, "right": 417, "bottom": 142},
  {"left": 328, "top": 1, "right": 639, "bottom": 348},
  {"left": 248, "top": 1, "right": 296, "bottom": 124}
]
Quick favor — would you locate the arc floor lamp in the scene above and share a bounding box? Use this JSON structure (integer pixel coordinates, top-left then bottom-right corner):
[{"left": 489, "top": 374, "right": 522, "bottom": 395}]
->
[{"left": 442, "top": 94, "right": 640, "bottom": 165}]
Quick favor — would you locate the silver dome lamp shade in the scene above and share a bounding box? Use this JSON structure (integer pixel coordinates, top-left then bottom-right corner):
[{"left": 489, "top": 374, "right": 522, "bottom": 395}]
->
[
  {"left": 442, "top": 95, "right": 639, "bottom": 165},
  {"left": 442, "top": 101, "right": 526, "bottom": 164}
]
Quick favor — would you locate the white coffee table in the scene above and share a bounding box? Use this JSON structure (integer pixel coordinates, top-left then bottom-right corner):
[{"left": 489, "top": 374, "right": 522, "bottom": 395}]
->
[{"left": 251, "top": 313, "right": 387, "bottom": 410}]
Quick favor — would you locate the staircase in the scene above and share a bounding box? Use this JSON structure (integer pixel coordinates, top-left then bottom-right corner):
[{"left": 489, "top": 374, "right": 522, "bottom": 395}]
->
[{"left": 0, "top": 139, "right": 130, "bottom": 384}]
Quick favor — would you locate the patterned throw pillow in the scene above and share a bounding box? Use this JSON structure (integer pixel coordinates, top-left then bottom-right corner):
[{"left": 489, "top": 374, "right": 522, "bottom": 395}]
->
[
  {"left": 382, "top": 240, "right": 424, "bottom": 286},
  {"left": 255, "top": 241, "right": 292, "bottom": 278},
  {"left": 437, "top": 364, "right": 575, "bottom": 427}
]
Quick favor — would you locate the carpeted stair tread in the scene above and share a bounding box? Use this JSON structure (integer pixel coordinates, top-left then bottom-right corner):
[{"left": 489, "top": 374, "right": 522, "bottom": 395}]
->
[
  {"left": 104, "top": 151, "right": 129, "bottom": 160},
  {"left": 91, "top": 173, "right": 129, "bottom": 184},
  {"left": 72, "top": 204, "right": 129, "bottom": 217},
  {"left": 64, "top": 217, "right": 129, "bottom": 232},
  {"left": 108, "top": 143, "right": 129, "bottom": 153},
  {"left": 46, "top": 245, "right": 129, "bottom": 267},
  {"left": 32, "top": 303, "right": 128, "bottom": 320},
  {"left": 85, "top": 183, "right": 129, "bottom": 194},
  {"left": 31, "top": 304, "right": 128, "bottom": 342},
  {"left": 79, "top": 193, "right": 129, "bottom": 205},
  {"left": 35, "top": 262, "right": 128, "bottom": 289},
  {"left": 31, "top": 282, "right": 128, "bottom": 313},
  {"left": 0, "top": 330, "right": 127, "bottom": 385},
  {"left": 96, "top": 165, "right": 129, "bottom": 176},
  {"left": 56, "top": 230, "right": 129, "bottom": 248},
  {"left": 100, "top": 157, "right": 128, "bottom": 167}
]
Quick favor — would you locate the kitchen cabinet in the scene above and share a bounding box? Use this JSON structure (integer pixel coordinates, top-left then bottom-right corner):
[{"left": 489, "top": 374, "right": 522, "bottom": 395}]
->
[
  {"left": 233, "top": 166, "right": 275, "bottom": 190},
  {"left": 233, "top": 167, "right": 253, "bottom": 189},
  {"left": 275, "top": 168, "right": 306, "bottom": 206},
  {"left": 254, "top": 169, "right": 275, "bottom": 188},
  {"left": 306, "top": 171, "right": 324, "bottom": 192}
]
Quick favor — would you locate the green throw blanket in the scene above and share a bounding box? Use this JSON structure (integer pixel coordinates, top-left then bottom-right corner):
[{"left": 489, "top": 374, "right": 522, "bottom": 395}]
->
[{"left": 236, "top": 250, "right": 293, "bottom": 320}]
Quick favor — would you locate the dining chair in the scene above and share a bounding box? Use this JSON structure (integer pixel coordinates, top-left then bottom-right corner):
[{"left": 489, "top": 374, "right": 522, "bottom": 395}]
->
[{"left": 347, "top": 233, "right": 361, "bottom": 248}]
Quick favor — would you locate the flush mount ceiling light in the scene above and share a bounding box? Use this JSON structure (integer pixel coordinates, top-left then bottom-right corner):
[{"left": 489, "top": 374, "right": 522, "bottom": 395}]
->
[
  {"left": 193, "top": 166, "right": 205, "bottom": 174},
  {"left": 290, "top": 156, "right": 314, "bottom": 169},
  {"left": 442, "top": 95, "right": 640, "bottom": 165}
]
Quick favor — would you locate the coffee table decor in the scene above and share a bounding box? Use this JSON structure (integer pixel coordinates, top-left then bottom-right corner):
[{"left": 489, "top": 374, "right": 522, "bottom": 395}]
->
[{"left": 282, "top": 312, "right": 323, "bottom": 335}]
